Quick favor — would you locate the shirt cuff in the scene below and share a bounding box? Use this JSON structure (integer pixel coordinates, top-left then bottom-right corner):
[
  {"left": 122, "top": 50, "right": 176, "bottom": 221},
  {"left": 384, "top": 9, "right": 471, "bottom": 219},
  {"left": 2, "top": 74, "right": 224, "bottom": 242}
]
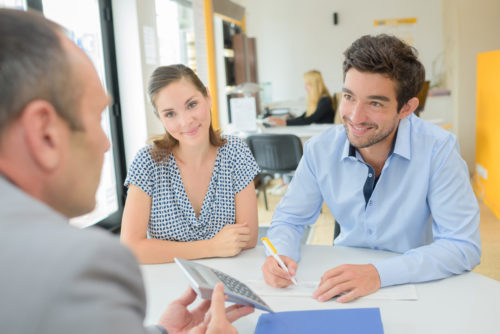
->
[
  {"left": 147, "top": 325, "right": 168, "bottom": 334},
  {"left": 372, "top": 256, "right": 411, "bottom": 287}
]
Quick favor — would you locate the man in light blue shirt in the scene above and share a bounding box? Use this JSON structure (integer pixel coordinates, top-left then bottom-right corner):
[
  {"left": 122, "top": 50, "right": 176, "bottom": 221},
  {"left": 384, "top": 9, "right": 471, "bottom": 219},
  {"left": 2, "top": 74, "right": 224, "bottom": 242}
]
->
[{"left": 261, "top": 34, "right": 481, "bottom": 303}]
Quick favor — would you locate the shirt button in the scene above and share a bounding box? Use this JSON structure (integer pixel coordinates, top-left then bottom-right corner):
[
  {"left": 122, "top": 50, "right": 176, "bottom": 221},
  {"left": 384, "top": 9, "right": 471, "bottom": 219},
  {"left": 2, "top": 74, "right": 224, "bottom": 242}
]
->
[{"left": 368, "top": 173, "right": 373, "bottom": 177}]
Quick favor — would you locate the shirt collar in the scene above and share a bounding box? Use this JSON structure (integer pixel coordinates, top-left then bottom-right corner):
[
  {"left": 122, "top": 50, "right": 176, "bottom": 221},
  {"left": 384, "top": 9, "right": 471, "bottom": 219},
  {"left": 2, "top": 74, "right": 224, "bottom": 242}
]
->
[
  {"left": 393, "top": 115, "right": 411, "bottom": 160},
  {"left": 341, "top": 134, "right": 353, "bottom": 160},
  {"left": 341, "top": 114, "right": 413, "bottom": 161}
]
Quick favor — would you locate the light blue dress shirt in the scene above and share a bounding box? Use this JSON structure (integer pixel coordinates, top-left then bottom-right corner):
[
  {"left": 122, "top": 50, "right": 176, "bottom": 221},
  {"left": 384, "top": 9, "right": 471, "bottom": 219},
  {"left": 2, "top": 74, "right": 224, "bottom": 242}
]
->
[{"left": 267, "top": 114, "right": 481, "bottom": 287}]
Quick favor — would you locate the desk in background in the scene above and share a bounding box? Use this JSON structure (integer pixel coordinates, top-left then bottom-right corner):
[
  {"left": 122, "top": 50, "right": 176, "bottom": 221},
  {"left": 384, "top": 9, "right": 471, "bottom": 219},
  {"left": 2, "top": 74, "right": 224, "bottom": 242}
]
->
[
  {"left": 225, "top": 123, "right": 335, "bottom": 142},
  {"left": 141, "top": 246, "right": 500, "bottom": 333}
]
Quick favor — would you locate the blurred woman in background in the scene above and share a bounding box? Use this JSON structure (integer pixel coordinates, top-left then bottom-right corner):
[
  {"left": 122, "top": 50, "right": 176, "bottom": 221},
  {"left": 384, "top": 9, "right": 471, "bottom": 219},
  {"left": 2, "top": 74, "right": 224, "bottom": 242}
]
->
[{"left": 267, "top": 70, "right": 335, "bottom": 126}]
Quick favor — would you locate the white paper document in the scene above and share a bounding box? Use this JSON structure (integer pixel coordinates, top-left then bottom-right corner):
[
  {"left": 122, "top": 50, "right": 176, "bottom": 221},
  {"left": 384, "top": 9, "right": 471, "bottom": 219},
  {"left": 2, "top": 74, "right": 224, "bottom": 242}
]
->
[
  {"left": 230, "top": 97, "right": 257, "bottom": 131},
  {"left": 247, "top": 280, "right": 318, "bottom": 297},
  {"left": 246, "top": 280, "right": 418, "bottom": 301}
]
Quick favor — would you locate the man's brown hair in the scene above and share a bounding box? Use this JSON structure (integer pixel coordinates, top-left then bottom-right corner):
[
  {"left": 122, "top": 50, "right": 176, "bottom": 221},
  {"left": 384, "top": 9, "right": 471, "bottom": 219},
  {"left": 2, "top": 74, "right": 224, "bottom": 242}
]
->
[{"left": 343, "top": 34, "right": 425, "bottom": 111}]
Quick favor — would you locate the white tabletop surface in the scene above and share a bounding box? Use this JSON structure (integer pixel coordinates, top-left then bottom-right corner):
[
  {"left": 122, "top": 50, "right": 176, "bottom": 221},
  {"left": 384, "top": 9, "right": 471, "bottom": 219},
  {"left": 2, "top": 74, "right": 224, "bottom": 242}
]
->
[
  {"left": 141, "top": 245, "right": 500, "bottom": 333},
  {"left": 225, "top": 123, "right": 335, "bottom": 141}
]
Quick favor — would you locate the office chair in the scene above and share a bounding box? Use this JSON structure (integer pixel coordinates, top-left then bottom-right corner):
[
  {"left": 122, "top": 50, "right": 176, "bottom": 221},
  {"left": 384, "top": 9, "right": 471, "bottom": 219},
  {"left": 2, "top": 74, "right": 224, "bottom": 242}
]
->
[
  {"left": 246, "top": 134, "right": 303, "bottom": 210},
  {"left": 333, "top": 220, "right": 341, "bottom": 241}
]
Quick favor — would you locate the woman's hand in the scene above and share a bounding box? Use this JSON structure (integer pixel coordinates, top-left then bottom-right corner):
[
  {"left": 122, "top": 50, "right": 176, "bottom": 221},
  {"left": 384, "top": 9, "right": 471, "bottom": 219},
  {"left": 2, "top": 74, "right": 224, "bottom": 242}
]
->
[
  {"left": 210, "top": 223, "right": 250, "bottom": 257},
  {"left": 266, "top": 116, "right": 286, "bottom": 126}
]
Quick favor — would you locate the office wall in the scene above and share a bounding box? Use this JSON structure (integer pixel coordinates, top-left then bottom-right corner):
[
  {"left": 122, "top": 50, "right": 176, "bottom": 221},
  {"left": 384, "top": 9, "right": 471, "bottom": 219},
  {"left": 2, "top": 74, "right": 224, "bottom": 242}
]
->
[
  {"left": 442, "top": 0, "right": 500, "bottom": 171},
  {"left": 233, "top": 0, "right": 444, "bottom": 103},
  {"left": 236, "top": 0, "right": 500, "bottom": 170}
]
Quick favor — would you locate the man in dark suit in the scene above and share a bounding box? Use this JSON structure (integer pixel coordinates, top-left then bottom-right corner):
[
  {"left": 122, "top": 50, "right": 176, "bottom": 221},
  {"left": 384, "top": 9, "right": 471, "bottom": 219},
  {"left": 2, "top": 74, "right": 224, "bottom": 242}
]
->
[{"left": 0, "top": 8, "right": 252, "bottom": 334}]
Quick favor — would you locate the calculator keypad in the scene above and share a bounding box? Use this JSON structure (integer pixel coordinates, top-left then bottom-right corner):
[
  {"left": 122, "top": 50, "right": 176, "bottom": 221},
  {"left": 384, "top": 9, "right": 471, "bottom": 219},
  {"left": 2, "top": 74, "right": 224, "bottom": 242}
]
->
[{"left": 213, "top": 269, "right": 268, "bottom": 306}]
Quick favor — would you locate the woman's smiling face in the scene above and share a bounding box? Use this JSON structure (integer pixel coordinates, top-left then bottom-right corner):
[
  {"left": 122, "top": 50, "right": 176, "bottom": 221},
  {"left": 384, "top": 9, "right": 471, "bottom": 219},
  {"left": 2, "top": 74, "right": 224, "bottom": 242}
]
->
[{"left": 154, "top": 78, "right": 212, "bottom": 146}]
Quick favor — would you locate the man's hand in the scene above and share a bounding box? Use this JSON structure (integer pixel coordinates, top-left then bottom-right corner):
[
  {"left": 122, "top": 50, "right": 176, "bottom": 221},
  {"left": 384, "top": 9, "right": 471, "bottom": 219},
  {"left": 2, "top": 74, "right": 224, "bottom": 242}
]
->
[
  {"left": 312, "top": 264, "right": 381, "bottom": 303},
  {"left": 261, "top": 255, "right": 298, "bottom": 288},
  {"left": 158, "top": 286, "right": 210, "bottom": 333},
  {"left": 192, "top": 283, "right": 254, "bottom": 334},
  {"left": 158, "top": 283, "right": 254, "bottom": 334}
]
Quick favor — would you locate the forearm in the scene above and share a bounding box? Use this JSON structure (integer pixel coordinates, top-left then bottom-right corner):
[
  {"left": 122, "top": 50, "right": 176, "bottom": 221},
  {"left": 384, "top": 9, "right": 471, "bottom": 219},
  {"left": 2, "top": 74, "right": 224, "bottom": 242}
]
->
[
  {"left": 235, "top": 182, "right": 259, "bottom": 249},
  {"left": 237, "top": 215, "right": 258, "bottom": 250},
  {"left": 289, "top": 97, "right": 332, "bottom": 125},
  {"left": 243, "top": 227, "right": 258, "bottom": 249},
  {"left": 286, "top": 114, "right": 308, "bottom": 126},
  {"left": 267, "top": 144, "right": 323, "bottom": 260},
  {"left": 373, "top": 235, "right": 481, "bottom": 287},
  {"left": 373, "top": 196, "right": 481, "bottom": 287},
  {"left": 266, "top": 220, "right": 307, "bottom": 261},
  {"left": 124, "top": 238, "right": 218, "bottom": 264}
]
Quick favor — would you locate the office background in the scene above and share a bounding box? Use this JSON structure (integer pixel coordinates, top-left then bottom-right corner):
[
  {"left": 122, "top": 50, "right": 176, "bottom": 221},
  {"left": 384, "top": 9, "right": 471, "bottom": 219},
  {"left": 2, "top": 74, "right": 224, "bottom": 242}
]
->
[
  {"left": 2, "top": 0, "right": 498, "bottom": 280},
  {"left": 234, "top": 0, "right": 500, "bottom": 174},
  {"left": 110, "top": 0, "right": 500, "bottom": 175}
]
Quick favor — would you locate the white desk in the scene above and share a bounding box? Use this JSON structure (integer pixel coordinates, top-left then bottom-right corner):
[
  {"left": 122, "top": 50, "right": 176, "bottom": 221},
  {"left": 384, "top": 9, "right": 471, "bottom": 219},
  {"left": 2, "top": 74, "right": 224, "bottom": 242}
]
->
[
  {"left": 141, "top": 246, "right": 500, "bottom": 333},
  {"left": 225, "top": 123, "right": 335, "bottom": 142}
]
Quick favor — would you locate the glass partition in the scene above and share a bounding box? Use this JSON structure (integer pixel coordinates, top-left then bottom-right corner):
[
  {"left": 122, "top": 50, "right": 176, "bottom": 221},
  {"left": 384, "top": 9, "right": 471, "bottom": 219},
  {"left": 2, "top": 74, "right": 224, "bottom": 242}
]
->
[
  {"left": 42, "top": 0, "right": 119, "bottom": 228},
  {"left": 155, "top": 0, "right": 196, "bottom": 69}
]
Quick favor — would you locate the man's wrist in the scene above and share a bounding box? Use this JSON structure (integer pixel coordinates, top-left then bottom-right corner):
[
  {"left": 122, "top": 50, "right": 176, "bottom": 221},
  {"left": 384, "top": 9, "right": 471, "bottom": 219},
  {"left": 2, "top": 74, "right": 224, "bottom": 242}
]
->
[{"left": 150, "top": 324, "right": 168, "bottom": 334}]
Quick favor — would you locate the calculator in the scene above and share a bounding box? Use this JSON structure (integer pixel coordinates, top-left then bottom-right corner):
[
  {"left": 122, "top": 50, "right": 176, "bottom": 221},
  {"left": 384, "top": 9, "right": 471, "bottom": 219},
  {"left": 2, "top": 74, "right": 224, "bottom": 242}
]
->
[{"left": 174, "top": 258, "right": 274, "bottom": 313}]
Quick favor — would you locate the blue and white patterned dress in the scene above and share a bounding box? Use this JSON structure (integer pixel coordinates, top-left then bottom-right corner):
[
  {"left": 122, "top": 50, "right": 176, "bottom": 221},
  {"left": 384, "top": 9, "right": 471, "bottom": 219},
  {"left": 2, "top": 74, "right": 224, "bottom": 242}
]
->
[{"left": 124, "top": 135, "right": 259, "bottom": 242}]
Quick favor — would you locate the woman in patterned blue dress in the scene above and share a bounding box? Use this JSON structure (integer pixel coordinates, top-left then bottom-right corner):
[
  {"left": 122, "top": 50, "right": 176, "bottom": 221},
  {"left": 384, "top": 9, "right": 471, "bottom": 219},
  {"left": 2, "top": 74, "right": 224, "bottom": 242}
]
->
[{"left": 120, "top": 65, "right": 260, "bottom": 264}]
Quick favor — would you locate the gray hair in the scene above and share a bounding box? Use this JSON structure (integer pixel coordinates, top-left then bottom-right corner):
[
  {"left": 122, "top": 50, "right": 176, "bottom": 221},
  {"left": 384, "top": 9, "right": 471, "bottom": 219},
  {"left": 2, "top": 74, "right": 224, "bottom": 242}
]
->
[{"left": 0, "top": 8, "right": 82, "bottom": 135}]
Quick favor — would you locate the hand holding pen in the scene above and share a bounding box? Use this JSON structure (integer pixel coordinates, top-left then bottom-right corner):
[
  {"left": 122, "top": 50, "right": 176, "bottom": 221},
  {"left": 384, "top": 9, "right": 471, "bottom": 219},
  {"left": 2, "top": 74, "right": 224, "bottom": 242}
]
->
[{"left": 261, "top": 237, "right": 298, "bottom": 287}]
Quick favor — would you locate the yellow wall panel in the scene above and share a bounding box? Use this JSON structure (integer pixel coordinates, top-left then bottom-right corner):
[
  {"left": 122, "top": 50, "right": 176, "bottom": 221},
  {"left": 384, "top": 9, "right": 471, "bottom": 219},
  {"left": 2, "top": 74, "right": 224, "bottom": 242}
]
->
[
  {"left": 475, "top": 50, "right": 500, "bottom": 219},
  {"left": 204, "top": 0, "right": 219, "bottom": 129}
]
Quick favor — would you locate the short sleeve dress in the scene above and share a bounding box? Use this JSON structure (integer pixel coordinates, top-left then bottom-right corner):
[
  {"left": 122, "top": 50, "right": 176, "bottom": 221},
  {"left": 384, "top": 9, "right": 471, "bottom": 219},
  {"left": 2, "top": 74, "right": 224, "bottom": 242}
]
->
[{"left": 124, "top": 135, "right": 259, "bottom": 241}]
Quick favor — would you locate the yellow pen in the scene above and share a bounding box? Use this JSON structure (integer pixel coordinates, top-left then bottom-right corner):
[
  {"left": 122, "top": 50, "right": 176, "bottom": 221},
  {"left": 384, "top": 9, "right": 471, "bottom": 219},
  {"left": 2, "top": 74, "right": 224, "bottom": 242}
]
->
[{"left": 261, "top": 237, "right": 298, "bottom": 285}]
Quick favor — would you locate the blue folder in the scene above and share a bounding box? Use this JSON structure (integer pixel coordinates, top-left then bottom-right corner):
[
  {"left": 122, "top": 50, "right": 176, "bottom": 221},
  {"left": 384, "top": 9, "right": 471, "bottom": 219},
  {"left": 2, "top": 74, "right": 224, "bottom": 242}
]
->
[{"left": 255, "top": 307, "right": 384, "bottom": 334}]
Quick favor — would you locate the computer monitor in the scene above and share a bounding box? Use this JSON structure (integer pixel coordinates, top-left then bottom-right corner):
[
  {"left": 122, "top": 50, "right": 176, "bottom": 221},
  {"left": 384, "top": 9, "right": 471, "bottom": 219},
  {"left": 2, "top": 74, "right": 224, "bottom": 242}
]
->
[{"left": 415, "top": 80, "right": 430, "bottom": 116}]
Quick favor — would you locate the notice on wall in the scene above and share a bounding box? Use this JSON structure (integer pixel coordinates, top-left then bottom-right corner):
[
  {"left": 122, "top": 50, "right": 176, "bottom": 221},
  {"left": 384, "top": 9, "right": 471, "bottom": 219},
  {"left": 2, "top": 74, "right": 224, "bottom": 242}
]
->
[
  {"left": 374, "top": 17, "right": 417, "bottom": 46},
  {"left": 230, "top": 96, "right": 257, "bottom": 132}
]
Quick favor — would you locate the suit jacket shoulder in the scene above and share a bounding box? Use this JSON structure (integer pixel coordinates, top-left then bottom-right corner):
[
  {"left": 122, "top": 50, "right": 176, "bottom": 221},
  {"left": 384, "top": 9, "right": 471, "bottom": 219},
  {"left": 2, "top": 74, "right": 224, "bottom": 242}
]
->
[{"left": 0, "top": 176, "right": 160, "bottom": 334}]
